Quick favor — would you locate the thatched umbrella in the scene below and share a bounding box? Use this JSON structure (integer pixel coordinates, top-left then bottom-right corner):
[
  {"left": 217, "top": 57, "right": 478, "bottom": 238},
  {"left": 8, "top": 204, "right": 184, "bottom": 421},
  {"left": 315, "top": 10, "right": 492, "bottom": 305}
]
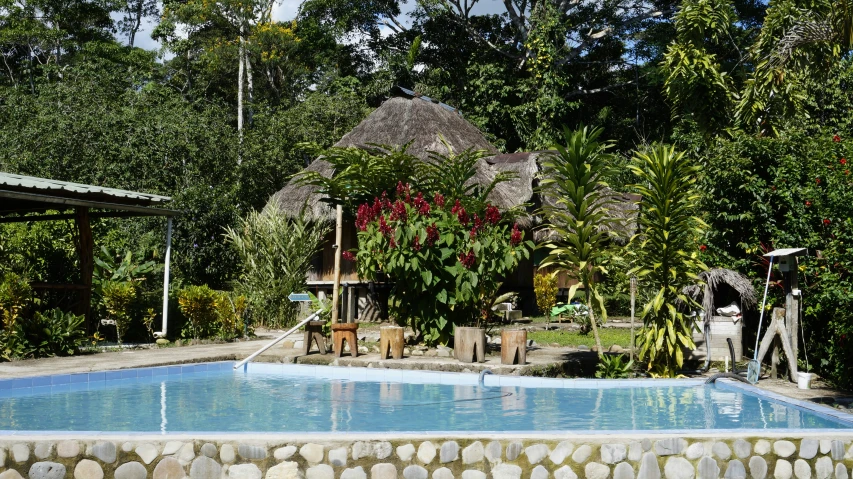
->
[{"left": 683, "top": 268, "right": 758, "bottom": 328}]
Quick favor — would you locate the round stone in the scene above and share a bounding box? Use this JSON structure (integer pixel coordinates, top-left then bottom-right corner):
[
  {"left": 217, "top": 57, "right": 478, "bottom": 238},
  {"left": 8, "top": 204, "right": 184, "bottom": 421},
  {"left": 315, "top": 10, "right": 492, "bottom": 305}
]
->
[
  {"left": 754, "top": 441, "right": 771, "bottom": 456},
  {"left": 773, "top": 442, "right": 796, "bottom": 458},
  {"left": 29, "top": 462, "right": 66, "bottom": 479},
  {"left": 798, "top": 440, "right": 818, "bottom": 460},
  {"left": 485, "top": 442, "right": 502, "bottom": 463},
  {"left": 550, "top": 442, "right": 574, "bottom": 465},
  {"left": 525, "top": 445, "right": 550, "bottom": 465},
  {"left": 91, "top": 442, "right": 117, "bottom": 464},
  {"left": 664, "top": 457, "right": 695, "bottom": 479},
  {"left": 123, "top": 443, "right": 134, "bottom": 453},
  {"left": 432, "top": 468, "right": 453, "bottom": 479},
  {"left": 136, "top": 444, "right": 159, "bottom": 465},
  {"left": 440, "top": 442, "right": 459, "bottom": 463},
  {"left": 602, "top": 444, "right": 627, "bottom": 464},
  {"left": 0, "top": 470, "right": 24, "bottom": 479},
  {"left": 774, "top": 460, "right": 792, "bottom": 479},
  {"left": 34, "top": 443, "right": 53, "bottom": 460},
  {"left": 370, "top": 464, "right": 397, "bottom": 479},
  {"left": 190, "top": 457, "right": 222, "bottom": 479},
  {"left": 274, "top": 447, "right": 297, "bottom": 462},
  {"left": 12, "top": 444, "right": 29, "bottom": 463},
  {"left": 341, "top": 468, "right": 367, "bottom": 479},
  {"left": 492, "top": 465, "right": 522, "bottom": 479},
  {"left": 329, "top": 447, "right": 347, "bottom": 467},
  {"left": 748, "top": 457, "right": 768, "bottom": 479},
  {"left": 238, "top": 445, "right": 266, "bottom": 461},
  {"left": 614, "top": 462, "right": 635, "bottom": 479},
  {"left": 462, "top": 442, "right": 484, "bottom": 464},
  {"left": 628, "top": 443, "right": 642, "bottom": 462},
  {"left": 815, "top": 457, "right": 833, "bottom": 479},
  {"left": 793, "top": 460, "right": 810, "bottom": 479},
  {"left": 306, "top": 465, "right": 333, "bottom": 479},
  {"left": 506, "top": 442, "right": 524, "bottom": 462},
  {"left": 352, "top": 443, "right": 370, "bottom": 461},
  {"left": 299, "top": 444, "right": 324, "bottom": 464},
  {"left": 115, "top": 462, "right": 148, "bottom": 479},
  {"left": 571, "top": 445, "right": 592, "bottom": 464},
  {"left": 178, "top": 443, "right": 196, "bottom": 465},
  {"left": 58, "top": 441, "right": 80, "bottom": 458},
  {"left": 266, "top": 462, "right": 302, "bottom": 479},
  {"left": 74, "top": 460, "right": 104, "bottom": 479},
  {"left": 163, "top": 443, "right": 184, "bottom": 456},
  {"left": 397, "top": 445, "right": 416, "bottom": 462},
  {"left": 697, "top": 456, "right": 719, "bottom": 479},
  {"left": 835, "top": 464, "right": 849, "bottom": 479},
  {"left": 732, "top": 441, "right": 751, "bottom": 460},
  {"left": 220, "top": 445, "right": 236, "bottom": 464},
  {"left": 638, "top": 452, "right": 661, "bottom": 479},
  {"left": 374, "top": 443, "right": 393, "bottom": 460},
  {"left": 461, "top": 471, "right": 485, "bottom": 479},
  {"left": 403, "top": 466, "right": 428, "bottom": 479},
  {"left": 553, "top": 466, "right": 578, "bottom": 479},
  {"left": 229, "top": 464, "right": 262, "bottom": 479},
  {"left": 655, "top": 439, "right": 687, "bottom": 456},
  {"left": 154, "top": 457, "right": 187, "bottom": 479},
  {"left": 115, "top": 461, "right": 148, "bottom": 479},
  {"left": 418, "top": 443, "right": 436, "bottom": 464},
  {"left": 530, "top": 466, "right": 549, "bottom": 479},
  {"left": 686, "top": 444, "right": 705, "bottom": 461},
  {"left": 585, "top": 463, "right": 610, "bottom": 479},
  {"left": 712, "top": 443, "right": 731, "bottom": 460},
  {"left": 831, "top": 441, "right": 846, "bottom": 461},
  {"left": 200, "top": 444, "right": 217, "bottom": 459},
  {"left": 723, "top": 460, "right": 746, "bottom": 479}
]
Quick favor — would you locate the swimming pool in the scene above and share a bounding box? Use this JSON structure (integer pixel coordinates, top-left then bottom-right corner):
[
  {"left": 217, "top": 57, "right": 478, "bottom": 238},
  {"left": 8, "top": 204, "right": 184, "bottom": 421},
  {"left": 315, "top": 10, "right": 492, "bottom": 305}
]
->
[{"left": 0, "top": 362, "right": 850, "bottom": 434}]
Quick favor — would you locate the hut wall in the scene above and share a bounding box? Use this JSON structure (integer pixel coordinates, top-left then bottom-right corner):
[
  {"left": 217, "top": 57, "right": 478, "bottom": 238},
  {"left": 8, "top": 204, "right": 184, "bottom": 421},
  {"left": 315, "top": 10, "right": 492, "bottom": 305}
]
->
[{"left": 310, "top": 222, "right": 359, "bottom": 282}]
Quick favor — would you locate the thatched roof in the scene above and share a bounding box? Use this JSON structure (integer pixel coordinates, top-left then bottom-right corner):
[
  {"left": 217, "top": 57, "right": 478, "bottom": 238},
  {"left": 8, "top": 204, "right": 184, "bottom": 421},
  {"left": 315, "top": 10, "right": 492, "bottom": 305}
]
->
[
  {"left": 683, "top": 268, "right": 758, "bottom": 327},
  {"left": 267, "top": 88, "right": 499, "bottom": 220}
]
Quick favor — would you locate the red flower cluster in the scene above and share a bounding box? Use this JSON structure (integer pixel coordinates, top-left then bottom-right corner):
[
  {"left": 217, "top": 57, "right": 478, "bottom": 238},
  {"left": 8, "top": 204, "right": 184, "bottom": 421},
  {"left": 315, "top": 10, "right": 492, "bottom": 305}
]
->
[
  {"left": 459, "top": 250, "right": 476, "bottom": 268},
  {"left": 413, "top": 192, "right": 430, "bottom": 215},
  {"left": 342, "top": 251, "right": 356, "bottom": 262},
  {"left": 379, "top": 216, "right": 392, "bottom": 236},
  {"left": 834, "top": 135, "right": 842, "bottom": 142},
  {"left": 451, "top": 200, "right": 469, "bottom": 225},
  {"left": 510, "top": 224, "right": 522, "bottom": 246},
  {"left": 469, "top": 215, "right": 484, "bottom": 239},
  {"left": 433, "top": 193, "right": 445, "bottom": 208},
  {"left": 389, "top": 237, "right": 397, "bottom": 248},
  {"left": 413, "top": 235, "right": 422, "bottom": 251},
  {"left": 390, "top": 200, "right": 408, "bottom": 222},
  {"left": 816, "top": 178, "right": 822, "bottom": 185},
  {"left": 842, "top": 158, "right": 848, "bottom": 165},
  {"left": 396, "top": 181, "right": 411, "bottom": 203},
  {"left": 356, "top": 192, "right": 392, "bottom": 231},
  {"left": 485, "top": 205, "right": 501, "bottom": 225},
  {"left": 699, "top": 244, "right": 707, "bottom": 252},
  {"left": 426, "top": 223, "right": 439, "bottom": 246},
  {"left": 824, "top": 218, "right": 831, "bottom": 225},
  {"left": 806, "top": 200, "right": 812, "bottom": 207}
]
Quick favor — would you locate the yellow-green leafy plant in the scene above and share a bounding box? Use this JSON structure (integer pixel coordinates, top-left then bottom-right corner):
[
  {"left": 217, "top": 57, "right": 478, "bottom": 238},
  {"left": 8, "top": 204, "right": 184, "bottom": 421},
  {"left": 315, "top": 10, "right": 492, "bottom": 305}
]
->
[
  {"left": 534, "top": 272, "right": 559, "bottom": 329},
  {"left": 214, "top": 291, "right": 248, "bottom": 340},
  {"left": 628, "top": 143, "right": 707, "bottom": 377},
  {"left": 0, "top": 273, "right": 34, "bottom": 359},
  {"left": 101, "top": 281, "right": 136, "bottom": 344},
  {"left": 178, "top": 285, "right": 219, "bottom": 340}
]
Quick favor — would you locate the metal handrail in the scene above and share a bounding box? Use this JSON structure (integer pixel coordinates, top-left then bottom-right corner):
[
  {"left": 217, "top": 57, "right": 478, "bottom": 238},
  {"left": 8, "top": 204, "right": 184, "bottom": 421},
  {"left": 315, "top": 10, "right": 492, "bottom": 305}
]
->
[{"left": 233, "top": 311, "right": 321, "bottom": 369}]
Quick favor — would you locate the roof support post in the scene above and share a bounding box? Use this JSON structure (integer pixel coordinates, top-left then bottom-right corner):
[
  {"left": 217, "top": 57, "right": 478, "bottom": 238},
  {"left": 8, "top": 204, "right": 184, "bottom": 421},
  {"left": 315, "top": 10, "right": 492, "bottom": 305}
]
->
[
  {"left": 331, "top": 205, "right": 343, "bottom": 324},
  {"left": 74, "top": 207, "right": 94, "bottom": 333},
  {"left": 157, "top": 217, "right": 173, "bottom": 338}
]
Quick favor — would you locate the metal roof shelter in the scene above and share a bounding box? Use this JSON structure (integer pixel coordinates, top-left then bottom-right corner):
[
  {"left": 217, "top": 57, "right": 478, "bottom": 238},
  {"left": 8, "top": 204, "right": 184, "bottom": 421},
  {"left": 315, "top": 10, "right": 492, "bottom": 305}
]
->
[{"left": 0, "top": 172, "right": 178, "bottom": 337}]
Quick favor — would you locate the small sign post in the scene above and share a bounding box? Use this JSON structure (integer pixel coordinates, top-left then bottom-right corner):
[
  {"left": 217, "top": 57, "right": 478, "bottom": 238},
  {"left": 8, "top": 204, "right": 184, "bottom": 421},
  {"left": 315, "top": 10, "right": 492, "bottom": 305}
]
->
[{"left": 288, "top": 293, "right": 311, "bottom": 302}]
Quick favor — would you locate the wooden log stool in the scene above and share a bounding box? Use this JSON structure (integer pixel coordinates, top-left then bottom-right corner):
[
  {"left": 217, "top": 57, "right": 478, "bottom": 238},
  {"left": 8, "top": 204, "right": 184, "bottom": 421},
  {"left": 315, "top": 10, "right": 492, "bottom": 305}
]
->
[
  {"left": 501, "top": 329, "right": 527, "bottom": 365},
  {"left": 454, "top": 326, "right": 486, "bottom": 363},
  {"left": 331, "top": 323, "right": 359, "bottom": 358},
  {"left": 302, "top": 321, "right": 327, "bottom": 355},
  {"left": 379, "top": 325, "right": 405, "bottom": 359}
]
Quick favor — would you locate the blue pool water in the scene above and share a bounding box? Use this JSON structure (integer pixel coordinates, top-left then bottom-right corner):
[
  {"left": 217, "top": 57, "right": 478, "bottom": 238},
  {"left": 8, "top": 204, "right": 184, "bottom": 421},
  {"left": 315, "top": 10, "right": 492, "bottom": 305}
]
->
[{"left": 0, "top": 363, "right": 850, "bottom": 433}]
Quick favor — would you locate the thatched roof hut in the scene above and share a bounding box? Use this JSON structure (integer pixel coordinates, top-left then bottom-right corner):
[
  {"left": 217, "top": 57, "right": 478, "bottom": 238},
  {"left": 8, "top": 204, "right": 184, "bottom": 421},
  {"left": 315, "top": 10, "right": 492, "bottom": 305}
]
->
[{"left": 684, "top": 268, "right": 758, "bottom": 327}]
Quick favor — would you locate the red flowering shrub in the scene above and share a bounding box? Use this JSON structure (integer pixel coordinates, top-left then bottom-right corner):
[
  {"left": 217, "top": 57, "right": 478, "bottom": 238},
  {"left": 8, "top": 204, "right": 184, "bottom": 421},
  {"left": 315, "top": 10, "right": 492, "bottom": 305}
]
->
[{"left": 350, "top": 186, "right": 531, "bottom": 345}]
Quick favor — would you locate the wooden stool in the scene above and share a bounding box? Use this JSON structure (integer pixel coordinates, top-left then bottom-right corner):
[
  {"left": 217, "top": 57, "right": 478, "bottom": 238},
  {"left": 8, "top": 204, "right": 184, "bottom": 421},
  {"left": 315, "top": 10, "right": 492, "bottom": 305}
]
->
[
  {"left": 501, "top": 329, "right": 527, "bottom": 365},
  {"left": 331, "top": 323, "right": 359, "bottom": 358},
  {"left": 302, "top": 321, "right": 327, "bottom": 355},
  {"left": 454, "top": 326, "right": 486, "bottom": 363},
  {"left": 379, "top": 326, "right": 404, "bottom": 359}
]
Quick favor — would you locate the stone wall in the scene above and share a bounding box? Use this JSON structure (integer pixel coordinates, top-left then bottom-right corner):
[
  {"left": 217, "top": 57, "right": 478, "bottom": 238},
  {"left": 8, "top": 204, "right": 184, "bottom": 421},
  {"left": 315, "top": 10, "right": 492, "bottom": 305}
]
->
[{"left": 1, "top": 437, "right": 851, "bottom": 479}]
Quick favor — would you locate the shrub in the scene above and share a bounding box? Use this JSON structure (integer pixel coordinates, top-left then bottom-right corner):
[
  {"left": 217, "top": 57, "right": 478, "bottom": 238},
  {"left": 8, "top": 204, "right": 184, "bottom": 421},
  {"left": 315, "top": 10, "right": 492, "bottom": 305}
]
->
[
  {"left": 101, "top": 281, "right": 137, "bottom": 344},
  {"left": 224, "top": 208, "right": 330, "bottom": 329},
  {"left": 534, "top": 272, "right": 558, "bottom": 324},
  {"left": 596, "top": 354, "right": 635, "bottom": 379},
  {"left": 213, "top": 291, "right": 248, "bottom": 340},
  {"left": 27, "top": 308, "right": 88, "bottom": 356},
  {"left": 178, "top": 285, "right": 220, "bottom": 340}
]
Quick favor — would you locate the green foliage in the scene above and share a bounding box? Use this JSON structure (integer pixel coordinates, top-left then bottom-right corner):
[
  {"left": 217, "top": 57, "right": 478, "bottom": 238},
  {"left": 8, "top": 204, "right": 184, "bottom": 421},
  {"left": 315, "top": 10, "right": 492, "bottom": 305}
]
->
[
  {"left": 224, "top": 208, "right": 330, "bottom": 329},
  {"left": 629, "top": 144, "right": 707, "bottom": 377},
  {"left": 213, "top": 292, "right": 248, "bottom": 341},
  {"left": 538, "top": 126, "right": 618, "bottom": 356},
  {"left": 596, "top": 353, "right": 635, "bottom": 379},
  {"left": 27, "top": 308, "right": 88, "bottom": 357},
  {"left": 528, "top": 328, "right": 632, "bottom": 348},
  {"left": 534, "top": 272, "right": 558, "bottom": 325},
  {"left": 178, "top": 285, "right": 220, "bottom": 340},
  {"left": 101, "top": 281, "right": 137, "bottom": 344}
]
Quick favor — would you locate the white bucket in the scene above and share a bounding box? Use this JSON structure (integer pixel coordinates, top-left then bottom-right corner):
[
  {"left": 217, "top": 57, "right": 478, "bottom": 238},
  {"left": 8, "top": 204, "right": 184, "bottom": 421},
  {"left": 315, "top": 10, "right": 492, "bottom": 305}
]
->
[{"left": 797, "top": 372, "right": 814, "bottom": 389}]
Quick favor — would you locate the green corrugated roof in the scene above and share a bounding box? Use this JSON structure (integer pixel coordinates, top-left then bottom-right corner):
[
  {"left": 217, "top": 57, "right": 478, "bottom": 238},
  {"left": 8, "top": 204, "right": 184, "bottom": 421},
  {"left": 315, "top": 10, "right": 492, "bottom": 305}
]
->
[{"left": 0, "top": 172, "right": 171, "bottom": 203}]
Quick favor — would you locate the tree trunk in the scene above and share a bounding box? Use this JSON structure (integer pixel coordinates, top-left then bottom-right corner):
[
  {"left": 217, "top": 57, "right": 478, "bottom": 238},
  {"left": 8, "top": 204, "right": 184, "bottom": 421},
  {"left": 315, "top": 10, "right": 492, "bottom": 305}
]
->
[
  {"left": 379, "top": 326, "right": 405, "bottom": 359},
  {"left": 236, "top": 29, "right": 245, "bottom": 165},
  {"left": 244, "top": 47, "right": 254, "bottom": 128},
  {"left": 587, "top": 293, "right": 604, "bottom": 358}
]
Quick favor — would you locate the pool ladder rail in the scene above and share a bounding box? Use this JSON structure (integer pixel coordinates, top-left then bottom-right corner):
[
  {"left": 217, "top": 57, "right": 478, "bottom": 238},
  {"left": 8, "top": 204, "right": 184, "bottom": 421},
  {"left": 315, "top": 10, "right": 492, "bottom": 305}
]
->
[{"left": 234, "top": 310, "right": 322, "bottom": 370}]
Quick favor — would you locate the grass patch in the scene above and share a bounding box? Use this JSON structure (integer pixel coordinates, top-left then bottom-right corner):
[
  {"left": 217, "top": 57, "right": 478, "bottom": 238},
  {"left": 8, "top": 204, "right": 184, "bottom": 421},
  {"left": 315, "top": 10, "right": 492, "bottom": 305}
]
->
[{"left": 528, "top": 328, "right": 633, "bottom": 348}]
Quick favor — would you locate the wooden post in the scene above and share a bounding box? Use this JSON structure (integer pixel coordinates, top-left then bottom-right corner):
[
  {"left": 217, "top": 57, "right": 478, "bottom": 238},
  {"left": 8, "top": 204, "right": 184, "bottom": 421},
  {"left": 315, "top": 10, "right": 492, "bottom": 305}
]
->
[
  {"left": 380, "top": 326, "right": 405, "bottom": 359},
  {"left": 346, "top": 284, "right": 356, "bottom": 323},
  {"left": 454, "top": 326, "right": 486, "bottom": 363},
  {"left": 331, "top": 205, "right": 343, "bottom": 324},
  {"left": 629, "top": 275, "right": 637, "bottom": 361},
  {"left": 756, "top": 307, "right": 798, "bottom": 381},
  {"left": 786, "top": 270, "right": 799, "bottom": 366},
  {"left": 74, "top": 207, "right": 94, "bottom": 333},
  {"left": 501, "top": 329, "right": 527, "bottom": 365}
]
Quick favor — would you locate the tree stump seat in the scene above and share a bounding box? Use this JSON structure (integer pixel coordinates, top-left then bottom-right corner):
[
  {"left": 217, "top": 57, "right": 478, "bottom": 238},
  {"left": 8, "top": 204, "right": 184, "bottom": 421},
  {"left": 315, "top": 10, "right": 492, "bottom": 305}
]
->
[
  {"left": 454, "top": 326, "right": 486, "bottom": 363},
  {"left": 379, "top": 325, "right": 405, "bottom": 359},
  {"left": 332, "top": 322, "right": 359, "bottom": 358},
  {"left": 501, "top": 329, "right": 527, "bottom": 365}
]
